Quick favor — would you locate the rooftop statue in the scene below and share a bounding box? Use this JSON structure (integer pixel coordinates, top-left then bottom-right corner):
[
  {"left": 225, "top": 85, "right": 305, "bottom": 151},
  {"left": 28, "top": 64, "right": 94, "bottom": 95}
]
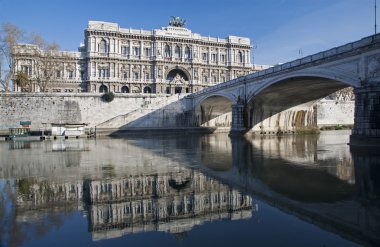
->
[{"left": 169, "top": 16, "right": 186, "bottom": 27}]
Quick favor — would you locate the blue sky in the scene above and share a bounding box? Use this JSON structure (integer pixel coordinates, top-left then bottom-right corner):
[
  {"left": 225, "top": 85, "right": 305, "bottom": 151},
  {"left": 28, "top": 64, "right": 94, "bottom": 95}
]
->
[{"left": 0, "top": 0, "right": 374, "bottom": 65}]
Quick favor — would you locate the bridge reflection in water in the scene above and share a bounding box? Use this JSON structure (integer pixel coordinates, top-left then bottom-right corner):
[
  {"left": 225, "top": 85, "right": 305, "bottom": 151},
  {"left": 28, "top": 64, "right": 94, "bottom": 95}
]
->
[{"left": 0, "top": 131, "right": 379, "bottom": 246}]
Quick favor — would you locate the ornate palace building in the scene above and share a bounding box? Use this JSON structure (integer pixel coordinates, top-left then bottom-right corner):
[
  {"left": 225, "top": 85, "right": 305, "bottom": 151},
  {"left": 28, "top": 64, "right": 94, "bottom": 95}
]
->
[{"left": 13, "top": 18, "right": 264, "bottom": 94}]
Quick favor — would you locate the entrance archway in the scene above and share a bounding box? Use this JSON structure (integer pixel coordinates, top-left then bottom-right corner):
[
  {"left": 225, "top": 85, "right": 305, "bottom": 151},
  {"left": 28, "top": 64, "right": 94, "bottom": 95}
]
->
[
  {"left": 99, "top": 85, "right": 108, "bottom": 93},
  {"left": 143, "top": 86, "right": 152, "bottom": 93},
  {"left": 121, "top": 86, "right": 129, "bottom": 93},
  {"left": 166, "top": 67, "right": 191, "bottom": 94},
  {"left": 167, "top": 69, "right": 189, "bottom": 81}
]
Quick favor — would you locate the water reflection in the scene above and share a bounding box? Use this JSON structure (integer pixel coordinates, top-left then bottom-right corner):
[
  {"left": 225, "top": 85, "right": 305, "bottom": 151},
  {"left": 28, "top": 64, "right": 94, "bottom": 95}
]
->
[
  {"left": 0, "top": 131, "right": 379, "bottom": 246},
  {"left": 85, "top": 171, "right": 252, "bottom": 241},
  {"left": 0, "top": 139, "right": 253, "bottom": 246}
]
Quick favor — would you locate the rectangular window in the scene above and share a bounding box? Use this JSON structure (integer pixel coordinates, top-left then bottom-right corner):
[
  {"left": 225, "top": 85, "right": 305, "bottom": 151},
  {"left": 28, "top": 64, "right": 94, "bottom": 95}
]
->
[
  {"left": 134, "top": 47, "right": 140, "bottom": 56},
  {"left": 144, "top": 48, "right": 150, "bottom": 57},
  {"left": 68, "top": 71, "right": 74, "bottom": 79},
  {"left": 98, "top": 69, "right": 109, "bottom": 78},
  {"left": 212, "top": 54, "right": 217, "bottom": 62},
  {"left": 121, "top": 46, "right": 129, "bottom": 56},
  {"left": 220, "top": 54, "right": 225, "bottom": 63},
  {"left": 202, "top": 53, "right": 208, "bottom": 61},
  {"left": 20, "top": 65, "right": 31, "bottom": 75}
]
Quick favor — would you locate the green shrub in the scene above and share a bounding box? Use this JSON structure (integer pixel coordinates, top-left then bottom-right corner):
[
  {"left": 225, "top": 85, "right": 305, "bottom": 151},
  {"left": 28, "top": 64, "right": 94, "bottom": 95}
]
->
[{"left": 102, "top": 92, "right": 115, "bottom": 102}]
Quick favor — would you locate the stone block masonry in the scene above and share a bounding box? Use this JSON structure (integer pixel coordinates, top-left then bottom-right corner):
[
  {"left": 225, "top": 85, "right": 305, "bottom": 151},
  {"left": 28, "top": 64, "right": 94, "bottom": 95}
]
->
[
  {"left": 0, "top": 93, "right": 355, "bottom": 134},
  {"left": 0, "top": 93, "right": 177, "bottom": 131}
]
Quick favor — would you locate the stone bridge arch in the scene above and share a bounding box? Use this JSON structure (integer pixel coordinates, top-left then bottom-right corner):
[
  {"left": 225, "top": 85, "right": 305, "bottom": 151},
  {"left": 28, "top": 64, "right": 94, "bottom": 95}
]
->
[
  {"left": 189, "top": 34, "right": 380, "bottom": 143},
  {"left": 194, "top": 93, "right": 236, "bottom": 127},
  {"left": 244, "top": 69, "right": 360, "bottom": 133},
  {"left": 247, "top": 68, "right": 361, "bottom": 102}
]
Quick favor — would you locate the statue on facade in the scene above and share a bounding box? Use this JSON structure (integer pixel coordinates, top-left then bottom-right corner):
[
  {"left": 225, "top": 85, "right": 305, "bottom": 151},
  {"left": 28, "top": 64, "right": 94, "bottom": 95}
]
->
[{"left": 169, "top": 16, "right": 186, "bottom": 27}]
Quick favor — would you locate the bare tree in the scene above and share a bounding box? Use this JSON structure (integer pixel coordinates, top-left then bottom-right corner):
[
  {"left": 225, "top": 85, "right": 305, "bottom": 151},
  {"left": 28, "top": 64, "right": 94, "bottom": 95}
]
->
[
  {"left": 0, "top": 23, "right": 24, "bottom": 92},
  {"left": 29, "top": 33, "right": 63, "bottom": 92}
]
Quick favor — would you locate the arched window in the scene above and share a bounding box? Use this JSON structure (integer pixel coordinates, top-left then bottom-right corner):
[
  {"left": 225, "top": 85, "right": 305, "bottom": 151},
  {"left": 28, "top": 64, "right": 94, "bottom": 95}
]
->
[
  {"left": 143, "top": 86, "right": 152, "bottom": 93},
  {"left": 99, "top": 39, "right": 107, "bottom": 54},
  {"left": 121, "top": 86, "right": 129, "bottom": 93},
  {"left": 185, "top": 46, "right": 191, "bottom": 59},
  {"left": 99, "top": 85, "right": 108, "bottom": 93},
  {"left": 174, "top": 46, "right": 181, "bottom": 58},
  {"left": 238, "top": 51, "right": 243, "bottom": 63},
  {"left": 164, "top": 45, "right": 171, "bottom": 57}
]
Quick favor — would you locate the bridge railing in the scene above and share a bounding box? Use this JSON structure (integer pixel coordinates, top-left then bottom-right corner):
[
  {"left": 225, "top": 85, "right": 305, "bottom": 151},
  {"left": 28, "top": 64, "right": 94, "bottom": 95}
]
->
[{"left": 191, "top": 33, "right": 380, "bottom": 97}]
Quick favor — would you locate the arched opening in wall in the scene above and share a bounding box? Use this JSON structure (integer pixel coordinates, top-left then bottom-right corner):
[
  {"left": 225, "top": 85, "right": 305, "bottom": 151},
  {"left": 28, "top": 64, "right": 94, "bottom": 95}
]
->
[
  {"left": 248, "top": 76, "right": 353, "bottom": 133},
  {"left": 143, "top": 86, "right": 152, "bottom": 94},
  {"left": 197, "top": 95, "right": 233, "bottom": 127},
  {"left": 174, "top": 46, "right": 181, "bottom": 58},
  {"left": 166, "top": 68, "right": 190, "bottom": 94},
  {"left": 121, "top": 86, "right": 129, "bottom": 93},
  {"left": 238, "top": 51, "right": 243, "bottom": 63},
  {"left": 164, "top": 45, "right": 171, "bottom": 58},
  {"left": 166, "top": 69, "right": 189, "bottom": 81},
  {"left": 99, "top": 84, "right": 108, "bottom": 93},
  {"left": 99, "top": 39, "right": 107, "bottom": 54},
  {"left": 185, "top": 46, "right": 191, "bottom": 60}
]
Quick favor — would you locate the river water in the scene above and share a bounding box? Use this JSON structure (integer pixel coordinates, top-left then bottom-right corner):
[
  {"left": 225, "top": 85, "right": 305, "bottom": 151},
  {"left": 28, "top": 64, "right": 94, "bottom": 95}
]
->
[{"left": 0, "top": 130, "right": 379, "bottom": 247}]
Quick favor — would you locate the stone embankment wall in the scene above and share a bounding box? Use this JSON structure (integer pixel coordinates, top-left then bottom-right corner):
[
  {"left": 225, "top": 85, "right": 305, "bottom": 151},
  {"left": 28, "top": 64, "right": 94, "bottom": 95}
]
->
[
  {"left": 0, "top": 93, "right": 354, "bottom": 133},
  {"left": 317, "top": 99, "right": 355, "bottom": 127},
  {"left": 0, "top": 93, "right": 189, "bottom": 131}
]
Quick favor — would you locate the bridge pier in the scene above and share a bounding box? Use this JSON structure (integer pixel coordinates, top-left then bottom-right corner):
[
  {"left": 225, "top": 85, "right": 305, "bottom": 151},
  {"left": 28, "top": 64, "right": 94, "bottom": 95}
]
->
[
  {"left": 350, "top": 85, "right": 380, "bottom": 145},
  {"left": 229, "top": 103, "right": 247, "bottom": 136}
]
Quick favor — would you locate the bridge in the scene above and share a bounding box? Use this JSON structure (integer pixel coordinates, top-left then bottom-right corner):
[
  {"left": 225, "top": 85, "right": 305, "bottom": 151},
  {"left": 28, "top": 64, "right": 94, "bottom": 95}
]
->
[{"left": 189, "top": 34, "right": 380, "bottom": 145}]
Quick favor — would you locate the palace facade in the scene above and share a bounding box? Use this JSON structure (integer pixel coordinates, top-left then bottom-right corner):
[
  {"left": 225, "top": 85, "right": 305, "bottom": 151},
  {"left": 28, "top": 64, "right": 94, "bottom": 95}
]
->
[{"left": 13, "top": 19, "right": 265, "bottom": 94}]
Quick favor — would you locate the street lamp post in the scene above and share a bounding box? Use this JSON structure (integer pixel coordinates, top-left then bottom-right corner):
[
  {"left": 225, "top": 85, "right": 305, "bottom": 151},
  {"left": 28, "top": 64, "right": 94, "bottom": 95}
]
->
[{"left": 376, "top": 0, "right": 378, "bottom": 34}]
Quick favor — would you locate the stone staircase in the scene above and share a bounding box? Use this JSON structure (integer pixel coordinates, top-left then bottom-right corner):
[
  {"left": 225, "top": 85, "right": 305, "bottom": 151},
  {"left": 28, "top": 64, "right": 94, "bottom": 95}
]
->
[{"left": 96, "top": 94, "right": 187, "bottom": 129}]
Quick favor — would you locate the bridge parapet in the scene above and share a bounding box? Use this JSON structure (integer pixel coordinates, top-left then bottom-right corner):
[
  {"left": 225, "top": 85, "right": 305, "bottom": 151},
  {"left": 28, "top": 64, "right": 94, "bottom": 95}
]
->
[{"left": 192, "top": 34, "right": 380, "bottom": 99}]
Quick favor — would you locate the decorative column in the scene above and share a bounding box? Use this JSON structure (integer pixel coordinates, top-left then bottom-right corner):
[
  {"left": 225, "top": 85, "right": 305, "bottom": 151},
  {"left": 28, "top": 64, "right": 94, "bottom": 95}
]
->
[
  {"left": 181, "top": 44, "right": 185, "bottom": 62},
  {"left": 350, "top": 84, "right": 380, "bottom": 145},
  {"left": 128, "top": 40, "right": 132, "bottom": 59}
]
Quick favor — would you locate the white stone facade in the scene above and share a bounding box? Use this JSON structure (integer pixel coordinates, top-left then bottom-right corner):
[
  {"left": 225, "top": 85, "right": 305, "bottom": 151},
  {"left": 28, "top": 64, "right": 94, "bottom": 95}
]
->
[{"left": 13, "top": 20, "right": 260, "bottom": 94}]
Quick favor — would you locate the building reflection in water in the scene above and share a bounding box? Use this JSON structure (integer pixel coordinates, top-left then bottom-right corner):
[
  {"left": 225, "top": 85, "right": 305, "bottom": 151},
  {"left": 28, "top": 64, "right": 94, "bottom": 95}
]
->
[
  {"left": 11, "top": 166, "right": 253, "bottom": 242},
  {"left": 85, "top": 169, "right": 252, "bottom": 240}
]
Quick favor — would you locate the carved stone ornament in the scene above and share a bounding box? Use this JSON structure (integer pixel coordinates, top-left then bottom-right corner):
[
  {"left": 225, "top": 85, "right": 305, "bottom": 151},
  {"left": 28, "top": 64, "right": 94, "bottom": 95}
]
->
[{"left": 170, "top": 73, "right": 186, "bottom": 84}]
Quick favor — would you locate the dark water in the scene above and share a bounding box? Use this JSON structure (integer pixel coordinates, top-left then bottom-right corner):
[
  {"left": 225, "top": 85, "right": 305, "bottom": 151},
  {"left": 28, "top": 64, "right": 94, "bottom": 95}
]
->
[{"left": 0, "top": 130, "right": 379, "bottom": 247}]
